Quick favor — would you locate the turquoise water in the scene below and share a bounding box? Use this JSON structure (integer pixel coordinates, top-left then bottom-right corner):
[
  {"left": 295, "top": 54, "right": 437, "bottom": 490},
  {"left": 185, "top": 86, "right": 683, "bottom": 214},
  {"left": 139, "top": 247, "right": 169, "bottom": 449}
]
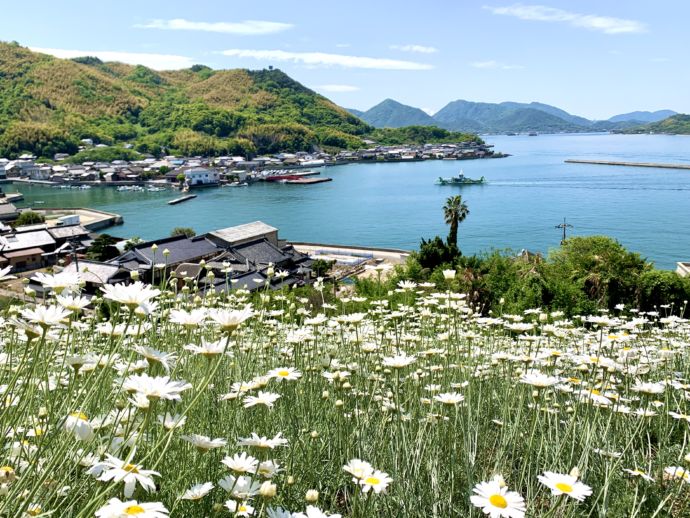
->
[{"left": 5, "top": 133, "right": 690, "bottom": 269}]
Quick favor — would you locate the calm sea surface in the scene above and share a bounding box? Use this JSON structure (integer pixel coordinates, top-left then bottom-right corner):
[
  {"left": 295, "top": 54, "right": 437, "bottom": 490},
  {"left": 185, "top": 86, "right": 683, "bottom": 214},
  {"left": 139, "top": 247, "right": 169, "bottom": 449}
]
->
[{"left": 5, "top": 133, "right": 690, "bottom": 269}]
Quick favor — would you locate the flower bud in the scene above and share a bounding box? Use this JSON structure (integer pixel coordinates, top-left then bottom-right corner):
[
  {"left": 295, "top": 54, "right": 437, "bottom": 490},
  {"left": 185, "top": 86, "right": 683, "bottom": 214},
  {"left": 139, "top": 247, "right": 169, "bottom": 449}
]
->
[
  {"left": 305, "top": 489, "right": 319, "bottom": 503},
  {"left": 260, "top": 481, "right": 277, "bottom": 498}
]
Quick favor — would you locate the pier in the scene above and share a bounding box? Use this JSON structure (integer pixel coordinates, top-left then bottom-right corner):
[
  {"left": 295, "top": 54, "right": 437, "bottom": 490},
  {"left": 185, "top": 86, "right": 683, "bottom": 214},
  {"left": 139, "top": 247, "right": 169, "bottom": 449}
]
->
[
  {"left": 565, "top": 159, "right": 690, "bottom": 170},
  {"left": 168, "top": 194, "right": 197, "bottom": 205}
]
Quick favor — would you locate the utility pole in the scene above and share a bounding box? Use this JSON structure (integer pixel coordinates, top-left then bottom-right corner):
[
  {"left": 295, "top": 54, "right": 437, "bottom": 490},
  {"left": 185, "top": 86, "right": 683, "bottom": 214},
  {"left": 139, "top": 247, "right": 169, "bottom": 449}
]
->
[{"left": 555, "top": 218, "right": 573, "bottom": 245}]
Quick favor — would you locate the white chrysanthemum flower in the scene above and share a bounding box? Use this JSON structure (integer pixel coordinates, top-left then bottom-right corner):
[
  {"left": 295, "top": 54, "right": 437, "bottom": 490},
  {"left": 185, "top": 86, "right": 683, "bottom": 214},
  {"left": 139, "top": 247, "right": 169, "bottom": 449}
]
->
[
  {"left": 221, "top": 452, "right": 259, "bottom": 474},
  {"left": 132, "top": 346, "right": 177, "bottom": 373},
  {"left": 268, "top": 367, "right": 302, "bottom": 381},
  {"left": 169, "top": 308, "right": 207, "bottom": 327},
  {"left": 158, "top": 413, "right": 187, "bottom": 430},
  {"left": 257, "top": 460, "right": 282, "bottom": 478},
  {"left": 181, "top": 434, "right": 227, "bottom": 452},
  {"left": 519, "top": 370, "right": 560, "bottom": 388},
  {"left": 243, "top": 391, "right": 281, "bottom": 409},
  {"left": 237, "top": 432, "right": 288, "bottom": 449},
  {"left": 208, "top": 307, "right": 254, "bottom": 331},
  {"left": 95, "top": 497, "right": 168, "bottom": 517},
  {"left": 88, "top": 455, "right": 159, "bottom": 498},
  {"left": 184, "top": 338, "right": 231, "bottom": 357},
  {"left": 218, "top": 474, "right": 261, "bottom": 499},
  {"left": 470, "top": 478, "right": 526, "bottom": 517},
  {"left": 382, "top": 352, "right": 416, "bottom": 369},
  {"left": 358, "top": 469, "right": 392, "bottom": 493},
  {"left": 433, "top": 392, "right": 465, "bottom": 405},
  {"left": 20, "top": 305, "right": 71, "bottom": 328},
  {"left": 122, "top": 373, "right": 191, "bottom": 401},
  {"left": 343, "top": 459, "right": 373, "bottom": 482},
  {"left": 631, "top": 381, "right": 665, "bottom": 395},
  {"left": 538, "top": 471, "right": 592, "bottom": 501},
  {"left": 225, "top": 500, "right": 255, "bottom": 516},
  {"left": 33, "top": 271, "right": 82, "bottom": 294},
  {"left": 56, "top": 294, "right": 90, "bottom": 311},
  {"left": 64, "top": 411, "right": 95, "bottom": 441},
  {"left": 101, "top": 281, "right": 161, "bottom": 309},
  {"left": 180, "top": 482, "right": 214, "bottom": 501}
]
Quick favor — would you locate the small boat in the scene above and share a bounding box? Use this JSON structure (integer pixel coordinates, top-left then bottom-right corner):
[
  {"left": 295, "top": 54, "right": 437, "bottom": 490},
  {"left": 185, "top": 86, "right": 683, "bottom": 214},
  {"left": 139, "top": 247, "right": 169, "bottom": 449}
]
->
[
  {"left": 227, "top": 182, "right": 248, "bottom": 187},
  {"left": 436, "top": 170, "right": 485, "bottom": 186},
  {"left": 147, "top": 187, "right": 165, "bottom": 192},
  {"left": 79, "top": 185, "right": 91, "bottom": 190}
]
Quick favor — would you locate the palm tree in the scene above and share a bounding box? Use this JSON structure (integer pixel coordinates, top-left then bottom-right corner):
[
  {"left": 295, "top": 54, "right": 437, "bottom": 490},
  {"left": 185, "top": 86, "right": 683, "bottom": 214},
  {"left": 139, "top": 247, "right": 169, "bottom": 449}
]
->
[{"left": 443, "top": 195, "right": 469, "bottom": 248}]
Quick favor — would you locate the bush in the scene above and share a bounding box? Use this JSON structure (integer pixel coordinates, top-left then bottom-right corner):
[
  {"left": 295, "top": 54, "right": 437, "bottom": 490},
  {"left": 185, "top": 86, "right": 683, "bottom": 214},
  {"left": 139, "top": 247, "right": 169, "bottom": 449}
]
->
[
  {"left": 638, "top": 270, "right": 690, "bottom": 312},
  {"left": 15, "top": 210, "right": 45, "bottom": 226},
  {"left": 170, "top": 227, "right": 196, "bottom": 238}
]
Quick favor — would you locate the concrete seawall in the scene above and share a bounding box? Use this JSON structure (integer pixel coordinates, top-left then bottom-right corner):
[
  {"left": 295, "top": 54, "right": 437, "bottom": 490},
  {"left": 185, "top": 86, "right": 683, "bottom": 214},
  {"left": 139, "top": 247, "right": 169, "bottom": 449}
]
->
[{"left": 565, "top": 159, "right": 690, "bottom": 170}]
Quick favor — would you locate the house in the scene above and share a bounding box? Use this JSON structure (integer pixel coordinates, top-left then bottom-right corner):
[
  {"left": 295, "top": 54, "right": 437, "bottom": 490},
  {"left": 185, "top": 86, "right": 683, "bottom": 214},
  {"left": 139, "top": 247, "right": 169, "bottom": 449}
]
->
[
  {"left": 111, "top": 234, "right": 222, "bottom": 279},
  {"left": 58, "top": 260, "right": 129, "bottom": 292},
  {"left": 0, "top": 162, "right": 6, "bottom": 180},
  {"left": 182, "top": 167, "right": 220, "bottom": 187},
  {"left": 207, "top": 221, "right": 279, "bottom": 248},
  {"left": 0, "top": 203, "right": 19, "bottom": 222},
  {"left": 0, "top": 228, "right": 57, "bottom": 271}
]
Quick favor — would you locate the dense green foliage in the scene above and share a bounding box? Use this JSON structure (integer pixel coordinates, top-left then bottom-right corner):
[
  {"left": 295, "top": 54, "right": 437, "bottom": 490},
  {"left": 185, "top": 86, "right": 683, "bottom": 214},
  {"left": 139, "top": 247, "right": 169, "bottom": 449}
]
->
[
  {"left": 15, "top": 210, "right": 45, "bottom": 226},
  {"left": 170, "top": 227, "right": 196, "bottom": 238},
  {"left": 86, "top": 234, "right": 120, "bottom": 261},
  {"left": 355, "top": 98, "right": 436, "bottom": 128},
  {"left": 621, "top": 114, "right": 690, "bottom": 135},
  {"left": 380, "top": 235, "right": 690, "bottom": 315},
  {"left": 0, "top": 42, "right": 389, "bottom": 159},
  {"left": 370, "top": 126, "right": 483, "bottom": 146}
]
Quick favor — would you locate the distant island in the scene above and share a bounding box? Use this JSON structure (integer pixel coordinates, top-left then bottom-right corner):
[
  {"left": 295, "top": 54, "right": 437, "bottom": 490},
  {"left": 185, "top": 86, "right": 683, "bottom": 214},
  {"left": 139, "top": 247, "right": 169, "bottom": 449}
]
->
[
  {"left": 617, "top": 114, "right": 690, "bottom": 135},
  {"left": 0, "top": 42, "right": 481, "bottom": 161},
  {"left": 348, "top": 98, "right": 682, "bottom": 135}
]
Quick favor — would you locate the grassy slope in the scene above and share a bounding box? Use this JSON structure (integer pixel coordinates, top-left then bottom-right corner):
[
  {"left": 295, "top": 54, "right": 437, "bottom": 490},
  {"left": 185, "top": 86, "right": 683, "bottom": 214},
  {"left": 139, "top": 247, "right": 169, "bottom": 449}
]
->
[{"left": 0, "top": 42, "right": 372, "bottom": 157}]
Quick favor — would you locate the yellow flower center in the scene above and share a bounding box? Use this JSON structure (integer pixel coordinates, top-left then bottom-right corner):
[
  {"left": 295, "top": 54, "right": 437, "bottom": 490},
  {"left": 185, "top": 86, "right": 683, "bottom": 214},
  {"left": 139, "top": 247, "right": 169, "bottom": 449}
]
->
[
  {"left": 70, "top": 412, "right": 88, "bottom": 421},
  {"left": 590, "top": 389, "right": 601, "bottom": 396},
  {"left": 239, "top": 505, "right": 248, "bottom": 512},
  {"left": 0, "top": 466, "right": 14, "bottom": 474},
  {"left": 124, "top": 505, "right": 146, "bottom": 515},
  {"left": 365, "top": 476, "right": 380, "bottom": 485},
  {"left": 278, "top": 370, "right": 290, "bottom": 377},
  {"left": 489, "top": 494, "right": 508, "bottom": 508},
  {"left": 123, "top": 464, "right": 140, "bottom": 473},
  {"left": 555, "top": 482, "right": 573, "bottom": 493},
  {"left": 27, "top": 508, "right": 42, "bottom": 516}
]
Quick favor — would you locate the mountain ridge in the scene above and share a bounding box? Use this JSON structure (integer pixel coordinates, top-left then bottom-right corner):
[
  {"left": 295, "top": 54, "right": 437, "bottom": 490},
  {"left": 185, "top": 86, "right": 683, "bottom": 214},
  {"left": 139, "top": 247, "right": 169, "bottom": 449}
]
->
[{"left": 351, "top": 97, "right": 679, "bottom": 134}]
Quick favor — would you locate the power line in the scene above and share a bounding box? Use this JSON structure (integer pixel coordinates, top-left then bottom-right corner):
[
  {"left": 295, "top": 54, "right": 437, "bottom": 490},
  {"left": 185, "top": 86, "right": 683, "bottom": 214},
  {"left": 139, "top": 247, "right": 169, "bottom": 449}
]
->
[{"left": 555, "top": 218, "right": 573, "bottom": 245}]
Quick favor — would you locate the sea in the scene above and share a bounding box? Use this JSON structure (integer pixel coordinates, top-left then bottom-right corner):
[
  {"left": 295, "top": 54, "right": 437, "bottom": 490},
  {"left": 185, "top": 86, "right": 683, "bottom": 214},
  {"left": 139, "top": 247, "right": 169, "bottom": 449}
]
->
[{"left": 4, "top": 133, "right": 690, "bottom": 269}]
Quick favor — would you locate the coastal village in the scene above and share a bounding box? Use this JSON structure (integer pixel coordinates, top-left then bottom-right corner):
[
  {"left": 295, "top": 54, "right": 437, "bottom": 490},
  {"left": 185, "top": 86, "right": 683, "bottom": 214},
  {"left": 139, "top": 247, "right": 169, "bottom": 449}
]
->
[{"left": 0, "top": 140, "right": 493, "bottom": 281}]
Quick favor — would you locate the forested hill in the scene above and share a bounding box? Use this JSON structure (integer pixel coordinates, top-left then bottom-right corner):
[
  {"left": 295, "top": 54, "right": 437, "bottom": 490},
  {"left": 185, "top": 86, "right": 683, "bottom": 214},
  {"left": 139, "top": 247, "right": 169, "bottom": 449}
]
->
[
  {"left": 0, "top": 42, "right": 377, "bottom": 158},
  {"left": 619, "top": 114, "right": 690, "bottom": 135}
]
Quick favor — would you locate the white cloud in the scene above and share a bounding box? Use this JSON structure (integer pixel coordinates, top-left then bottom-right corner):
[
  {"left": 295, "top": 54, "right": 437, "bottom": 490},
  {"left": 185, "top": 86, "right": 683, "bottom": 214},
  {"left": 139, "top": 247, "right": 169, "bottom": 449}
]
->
[
  {"left": 315, "top": 84, "right": 360, "bottom": 92},
  {"left": 390, "top": 44, "right": 438, "bottom": 54},
  {"left": 29, "top": 47, "right": 195, "bottom": 70},
  {"left": 219, "top": 49, "right": 433, "bottom": 70},
  {"left": 136, "top": 18, "right": 292, "bottom": 35},
  {"left": 471, "top": 60, "right": 524, "bottom": 70},
  {"left": 483, "top": 4, "right": 647, "bottom": 34}
]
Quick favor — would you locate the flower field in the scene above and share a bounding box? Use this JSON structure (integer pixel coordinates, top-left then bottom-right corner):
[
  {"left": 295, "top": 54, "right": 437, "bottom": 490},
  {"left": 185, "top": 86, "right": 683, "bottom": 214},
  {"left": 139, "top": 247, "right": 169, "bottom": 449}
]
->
[{"left": 1, "top": 266, "right": 690, "bottom": 517}]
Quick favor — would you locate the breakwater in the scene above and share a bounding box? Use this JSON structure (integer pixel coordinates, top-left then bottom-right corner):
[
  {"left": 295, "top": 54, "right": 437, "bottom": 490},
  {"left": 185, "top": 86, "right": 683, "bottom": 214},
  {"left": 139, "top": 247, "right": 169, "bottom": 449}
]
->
[{"left": 565, "top": 159, "right": 690, "bottom": 170}]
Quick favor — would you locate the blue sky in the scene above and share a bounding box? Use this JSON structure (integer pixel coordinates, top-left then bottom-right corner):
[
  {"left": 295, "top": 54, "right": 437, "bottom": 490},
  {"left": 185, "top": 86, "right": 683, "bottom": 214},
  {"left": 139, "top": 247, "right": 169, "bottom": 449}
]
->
[{"left": 3, "top": 1, "right": 687, "bottom": 119}]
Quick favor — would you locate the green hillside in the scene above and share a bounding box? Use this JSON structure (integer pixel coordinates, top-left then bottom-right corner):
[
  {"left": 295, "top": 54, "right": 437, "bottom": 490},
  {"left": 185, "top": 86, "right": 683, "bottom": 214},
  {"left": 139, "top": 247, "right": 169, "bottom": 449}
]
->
[
  {"left": 356, "top": 98, "right": 437, "bottom": 128},
  {"left": 620, "top": 114, "right": 690, "bottom": 134},
  {"left": 0, "top": 42, "right": 373, "bottom": 158}
]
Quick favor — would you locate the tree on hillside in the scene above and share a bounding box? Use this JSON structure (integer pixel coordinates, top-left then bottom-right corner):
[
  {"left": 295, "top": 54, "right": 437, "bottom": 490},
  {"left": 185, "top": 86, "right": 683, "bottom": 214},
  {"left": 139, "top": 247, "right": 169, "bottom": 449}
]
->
[
  {"left": 443, "top": 195, "right": 469, "bottom": 249},
  {"left": 86, "top": 234, "right": 120, "bottom": 261}
]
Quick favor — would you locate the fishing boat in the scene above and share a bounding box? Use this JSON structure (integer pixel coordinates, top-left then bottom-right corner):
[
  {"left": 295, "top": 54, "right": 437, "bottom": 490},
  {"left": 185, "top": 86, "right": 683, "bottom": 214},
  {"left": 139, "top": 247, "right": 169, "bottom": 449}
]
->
[{"left": 436, "top": 170, "right": 485, "bottom": 186}]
